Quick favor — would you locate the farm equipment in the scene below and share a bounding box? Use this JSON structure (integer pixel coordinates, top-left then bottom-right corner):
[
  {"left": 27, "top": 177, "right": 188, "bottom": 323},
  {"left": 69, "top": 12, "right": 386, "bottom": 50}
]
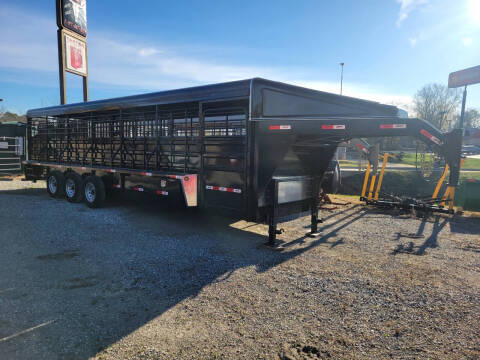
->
[
  {"left": 23, "top": 78, "right": 463, "bottom": 245},
  {"left": 353, "top": 133, "right": 463, "bottom": 213}
]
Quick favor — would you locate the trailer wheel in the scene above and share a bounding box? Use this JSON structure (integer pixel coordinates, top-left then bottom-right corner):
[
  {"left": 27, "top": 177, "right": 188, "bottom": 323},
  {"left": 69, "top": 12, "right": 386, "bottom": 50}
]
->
[
  {"left": 46, "top": 171, "right": 65, "bottom": 198},
  {"left": 321, "top": 161, "right": 341, "bottom": 194},
  {"left": 330, "top": 162, "right": 341, "bottom": 194},
  {"left": 83, "top": 176, "right": 106, "bottom": 208},
  {"left": 65, "top": 172, "right": 84, "bottom": 203}
]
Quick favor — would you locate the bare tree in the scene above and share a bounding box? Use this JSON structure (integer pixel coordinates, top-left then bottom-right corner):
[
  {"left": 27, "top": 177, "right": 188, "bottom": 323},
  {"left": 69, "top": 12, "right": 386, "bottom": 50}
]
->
[
  {"left": 462, "top": 108, "right": 480, "bottom": 128},
  {"left": 413, "top": 83, "right": 461, "bottom": 131}
]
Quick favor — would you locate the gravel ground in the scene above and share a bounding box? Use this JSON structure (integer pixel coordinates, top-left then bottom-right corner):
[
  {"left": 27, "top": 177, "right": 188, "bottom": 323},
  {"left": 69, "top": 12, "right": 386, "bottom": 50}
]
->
[{"left": 0, "top": 177, "right": 479, "bottom": 360}]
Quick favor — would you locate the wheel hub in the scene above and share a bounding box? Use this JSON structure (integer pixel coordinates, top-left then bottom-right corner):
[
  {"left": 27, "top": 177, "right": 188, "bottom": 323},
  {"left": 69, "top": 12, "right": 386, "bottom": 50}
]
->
[
  {"left": 85, "top": 182, "right": 96, "bottom": 203},
  {"left": 48, "top": 175, "right": 57, "bottom": 194},
  {"left": 66, "top": 178, "right": 76, "bottom": 198}
]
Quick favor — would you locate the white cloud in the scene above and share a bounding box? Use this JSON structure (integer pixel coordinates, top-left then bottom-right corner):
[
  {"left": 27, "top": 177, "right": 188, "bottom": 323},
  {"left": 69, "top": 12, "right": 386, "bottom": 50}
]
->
[
  {"left": 0, "top": 4, "right": 413, "bottom": 110},
  {"left": 462, "top": 37, "right": 473, "bottom": 46},
  {"left": 396, "top": 0, "right": 429, "bottom": 27}
]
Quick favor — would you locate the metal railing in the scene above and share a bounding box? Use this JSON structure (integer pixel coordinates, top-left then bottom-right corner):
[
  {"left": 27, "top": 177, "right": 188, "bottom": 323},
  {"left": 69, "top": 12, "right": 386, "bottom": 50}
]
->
[{"left": 0, "top": 136, "right": 23, "bottom": 173}]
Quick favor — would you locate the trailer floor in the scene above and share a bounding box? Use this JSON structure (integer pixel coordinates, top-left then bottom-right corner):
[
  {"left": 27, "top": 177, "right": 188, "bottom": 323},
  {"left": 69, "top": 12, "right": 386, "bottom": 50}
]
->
[{"left": 0, "top": 179, "right": 479, "bottom": 360}]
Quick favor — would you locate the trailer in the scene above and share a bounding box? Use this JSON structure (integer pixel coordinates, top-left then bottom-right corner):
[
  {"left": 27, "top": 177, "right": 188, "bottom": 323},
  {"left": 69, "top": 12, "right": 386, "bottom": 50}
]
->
[{"left": 23, "top": 78, "right": 462, "bottom": 245}]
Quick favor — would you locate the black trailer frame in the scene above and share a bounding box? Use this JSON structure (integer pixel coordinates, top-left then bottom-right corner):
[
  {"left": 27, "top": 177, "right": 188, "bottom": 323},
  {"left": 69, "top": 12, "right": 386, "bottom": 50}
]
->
[{"left": 24, "top": 78, "right": 463, "bottom": 245}]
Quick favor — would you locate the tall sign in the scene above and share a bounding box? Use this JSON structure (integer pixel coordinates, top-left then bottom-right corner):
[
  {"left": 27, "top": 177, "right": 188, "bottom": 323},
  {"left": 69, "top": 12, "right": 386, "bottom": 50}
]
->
[
  {"left": 448, "top": 65, "right": 480, "bottom": 129},
  {"left": 56, "top": 0, "right": 88, "bottom": 104}
]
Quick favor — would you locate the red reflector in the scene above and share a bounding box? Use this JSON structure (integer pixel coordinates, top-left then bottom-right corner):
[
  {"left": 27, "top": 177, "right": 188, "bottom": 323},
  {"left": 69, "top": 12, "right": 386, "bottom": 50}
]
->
[
  {"left": 380, "top": 124, "right": 407, "bottom": 129},
  {"left": 322, "top": 125, "right": 345, "bottom": 130},
  {"left": 269, "top": 125, "right": 291, "bottom": 130},
  {"left": 206, "top": 185, "right": 242, "bottom": 194},
  {"left": 420, "top": 129, "right": 442, "bottom": 145}
]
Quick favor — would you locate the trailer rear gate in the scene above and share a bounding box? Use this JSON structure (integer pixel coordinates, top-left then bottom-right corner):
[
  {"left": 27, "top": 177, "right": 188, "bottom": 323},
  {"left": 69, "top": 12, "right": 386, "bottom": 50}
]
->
[{"left": 24, "top": 78, "right": 461, "bottom": 244}]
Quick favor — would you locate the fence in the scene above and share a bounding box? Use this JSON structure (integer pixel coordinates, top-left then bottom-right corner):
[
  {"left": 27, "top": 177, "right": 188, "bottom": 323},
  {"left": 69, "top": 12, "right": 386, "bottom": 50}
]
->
[{"left": 0, "top": 136, "right": 23, "bottom": 174}]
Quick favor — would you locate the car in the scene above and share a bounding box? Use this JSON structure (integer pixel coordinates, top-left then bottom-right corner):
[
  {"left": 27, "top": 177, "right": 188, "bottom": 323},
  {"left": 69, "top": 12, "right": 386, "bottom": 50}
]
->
[{"left": 462, "top": 145, "right": 480, "bottom": 155}]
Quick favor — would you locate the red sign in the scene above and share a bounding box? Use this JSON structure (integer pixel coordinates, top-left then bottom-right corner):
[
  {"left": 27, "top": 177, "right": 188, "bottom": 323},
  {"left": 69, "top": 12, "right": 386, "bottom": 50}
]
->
[
  {"left": 64, "top": 32, "right": 87, "bottom": 76},
  {"left": 448, "top": 65, "right": 480, "bottom": 88}
]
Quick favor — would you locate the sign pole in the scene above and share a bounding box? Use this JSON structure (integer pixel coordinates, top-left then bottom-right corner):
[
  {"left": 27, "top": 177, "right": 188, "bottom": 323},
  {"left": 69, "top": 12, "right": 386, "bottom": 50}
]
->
[
  {"left": 56, "top": 0, "right": 88, "bottom": 104},
  {"left": 57, "top": 29, "right": 67, "bottom": 105},
  {"left": 459, "top": 85, "right": 467, "bottom": 130}
]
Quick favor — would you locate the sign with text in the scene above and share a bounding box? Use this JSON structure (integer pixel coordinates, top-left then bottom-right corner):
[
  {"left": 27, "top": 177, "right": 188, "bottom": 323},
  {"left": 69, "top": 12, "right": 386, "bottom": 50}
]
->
[
  {"left": 64, "top": 32, "right": 87, "bottom": 76},
  {"left": 59, "top": 0, "right": 87, "bottom": 37},
  {"left": 448, "top": 65, "right": 480, "bottom": 88}
]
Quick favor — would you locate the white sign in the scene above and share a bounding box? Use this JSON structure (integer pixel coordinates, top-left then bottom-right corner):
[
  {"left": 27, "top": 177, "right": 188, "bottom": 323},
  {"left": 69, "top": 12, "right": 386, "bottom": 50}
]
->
[
  {"left": 448, "top": 65, "right": 480, "bottom": 88},
  {"left": 65, "top": 32, "right": 87, "bottom": 76},
  {"left": 0, "top": 142, "right": 8, "bottom": 150}
]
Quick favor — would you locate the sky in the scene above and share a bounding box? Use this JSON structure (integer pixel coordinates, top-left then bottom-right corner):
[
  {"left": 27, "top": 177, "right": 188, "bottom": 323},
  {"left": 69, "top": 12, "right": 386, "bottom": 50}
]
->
[{"left": 0, "top": 0, "right": 479, "bottom": 115}]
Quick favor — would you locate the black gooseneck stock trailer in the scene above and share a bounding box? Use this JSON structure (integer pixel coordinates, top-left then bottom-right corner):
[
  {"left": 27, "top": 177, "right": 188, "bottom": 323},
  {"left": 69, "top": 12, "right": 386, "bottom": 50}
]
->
[{"left": 23, "top": 79, "right": 462, "bottom": 245}]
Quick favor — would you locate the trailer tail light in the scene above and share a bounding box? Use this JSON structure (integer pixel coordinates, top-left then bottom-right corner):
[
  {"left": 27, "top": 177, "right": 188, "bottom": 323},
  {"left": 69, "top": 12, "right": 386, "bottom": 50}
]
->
[
  {"left": 140, "top": 172, "right": 152, "bottom": 176},
  {"left": 206, "top": 185, "right": 242, "bottom": 194},
  {"left": 380, "top": 124, "right": 407, "bottom": 129},
  {"left": 156, "top": 190, "right": 169, "bottom": 196},
  {"left": 269, "top": 125, "right": 291, "bottom": 130},
  {"left": 321, "top": 125, "right": 345, "bottom": 130},
  {"left": 420, "top": 129, "right": 442, "bottom": 145}
]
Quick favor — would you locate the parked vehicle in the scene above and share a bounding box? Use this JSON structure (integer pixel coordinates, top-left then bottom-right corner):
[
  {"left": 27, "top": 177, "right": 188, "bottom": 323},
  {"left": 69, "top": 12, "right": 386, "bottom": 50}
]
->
[
  {"left": 462, "top": 145, "right": 480, "bottom": 155},
  {"left": 23, "top": 78, "right": 462, "bottom": 244}
]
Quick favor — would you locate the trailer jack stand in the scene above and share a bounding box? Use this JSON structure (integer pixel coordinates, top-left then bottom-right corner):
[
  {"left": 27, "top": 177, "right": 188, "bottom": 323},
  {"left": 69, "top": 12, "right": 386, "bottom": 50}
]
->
[{"left": 267, "top": 225, "right": 284, "bottom": 246}]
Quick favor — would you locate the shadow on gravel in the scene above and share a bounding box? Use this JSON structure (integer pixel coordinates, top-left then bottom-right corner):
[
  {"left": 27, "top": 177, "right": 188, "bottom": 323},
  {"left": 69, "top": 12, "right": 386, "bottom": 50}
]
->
[
  {"left": 284, "top": 207, "right": 367, "bottom": 251},
  {"left": 0, "top": 187, "right": 45, "bottom": 196},
  {"left": 392, "top": 216, "right": 448, "bottom": 256},
  {"left": 0, "top": 189, "right": 463, "bottom": 359},
  {"left": 1, "top": 189, "right": 372, "bottom": 359}
]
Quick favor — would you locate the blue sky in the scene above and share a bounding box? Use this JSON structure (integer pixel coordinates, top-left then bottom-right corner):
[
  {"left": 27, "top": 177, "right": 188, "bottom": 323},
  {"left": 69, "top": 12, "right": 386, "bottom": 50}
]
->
[{"left": 1, "top": 0, "right": 479, "bottom": 115}]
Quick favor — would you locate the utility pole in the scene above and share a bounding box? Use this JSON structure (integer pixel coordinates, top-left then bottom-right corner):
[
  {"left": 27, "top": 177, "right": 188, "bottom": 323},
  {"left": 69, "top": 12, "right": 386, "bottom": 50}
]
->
[
  {"left": 459, "top": 85, "right": 467, "bottom": 129},
  {"left": 340, "top": 62, "right": 345, "bottom": 95}
]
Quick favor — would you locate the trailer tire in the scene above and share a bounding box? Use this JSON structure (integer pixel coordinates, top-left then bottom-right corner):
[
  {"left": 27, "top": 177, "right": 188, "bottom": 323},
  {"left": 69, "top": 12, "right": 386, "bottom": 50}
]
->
[
  {"left": 322, "top": 161, "right": 341, "bottom": 194},
  {"left": 65, "top": 172, "right": 84, "bottom": 203},
  {"left": 83, "top": 175, "right": 106, "bottom": 208},
  {"left": 46, "top": 171, "right": 65, "bottom": 198},
  {"left": 330, "top": 162, "right": 341, "bottom": 194}
]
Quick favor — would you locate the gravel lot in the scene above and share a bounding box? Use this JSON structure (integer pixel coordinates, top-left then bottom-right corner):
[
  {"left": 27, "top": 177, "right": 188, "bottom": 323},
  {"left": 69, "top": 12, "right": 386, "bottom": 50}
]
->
[{"left": 0, "top": 177, "right": 479, "bottom": 360}]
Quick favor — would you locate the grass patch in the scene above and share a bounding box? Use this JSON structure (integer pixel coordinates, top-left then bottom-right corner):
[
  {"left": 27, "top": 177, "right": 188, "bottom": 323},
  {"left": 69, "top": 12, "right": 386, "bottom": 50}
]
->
[
  {"left": 341, "top": 170, "right": 480, "bottom": 200},
  {"left": 340, "top": 153, "right": 480, "bottom": 170}
]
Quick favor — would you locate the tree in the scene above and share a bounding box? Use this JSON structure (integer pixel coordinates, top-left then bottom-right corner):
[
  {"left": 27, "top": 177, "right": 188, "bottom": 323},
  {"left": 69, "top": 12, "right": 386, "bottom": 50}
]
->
[
  {"left": 462, "top": 108, "right": 480, "bottom": 129},
  {"left": 0, "top": 111, "right": 27, "bottom": 123},
  {"left": 413, "top": 83, "right": 461, "bottom": 131}
]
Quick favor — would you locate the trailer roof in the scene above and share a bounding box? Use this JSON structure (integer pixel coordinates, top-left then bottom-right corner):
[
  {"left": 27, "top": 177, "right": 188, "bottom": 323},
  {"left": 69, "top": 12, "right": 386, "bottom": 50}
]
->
[{"left": 27, "top": 78, "right": 398, "bottom": 117}]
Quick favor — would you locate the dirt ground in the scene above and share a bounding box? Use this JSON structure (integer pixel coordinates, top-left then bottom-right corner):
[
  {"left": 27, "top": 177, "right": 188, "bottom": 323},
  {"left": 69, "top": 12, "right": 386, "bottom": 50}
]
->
[{"left": 0, "top": 177, "right": 479, "bottom": 360}]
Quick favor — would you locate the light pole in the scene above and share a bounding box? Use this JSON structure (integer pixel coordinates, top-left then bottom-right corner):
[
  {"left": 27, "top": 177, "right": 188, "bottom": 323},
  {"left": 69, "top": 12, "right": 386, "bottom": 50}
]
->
[{"left": 340, "top": 62, "right": 344, "bottom": 95}]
